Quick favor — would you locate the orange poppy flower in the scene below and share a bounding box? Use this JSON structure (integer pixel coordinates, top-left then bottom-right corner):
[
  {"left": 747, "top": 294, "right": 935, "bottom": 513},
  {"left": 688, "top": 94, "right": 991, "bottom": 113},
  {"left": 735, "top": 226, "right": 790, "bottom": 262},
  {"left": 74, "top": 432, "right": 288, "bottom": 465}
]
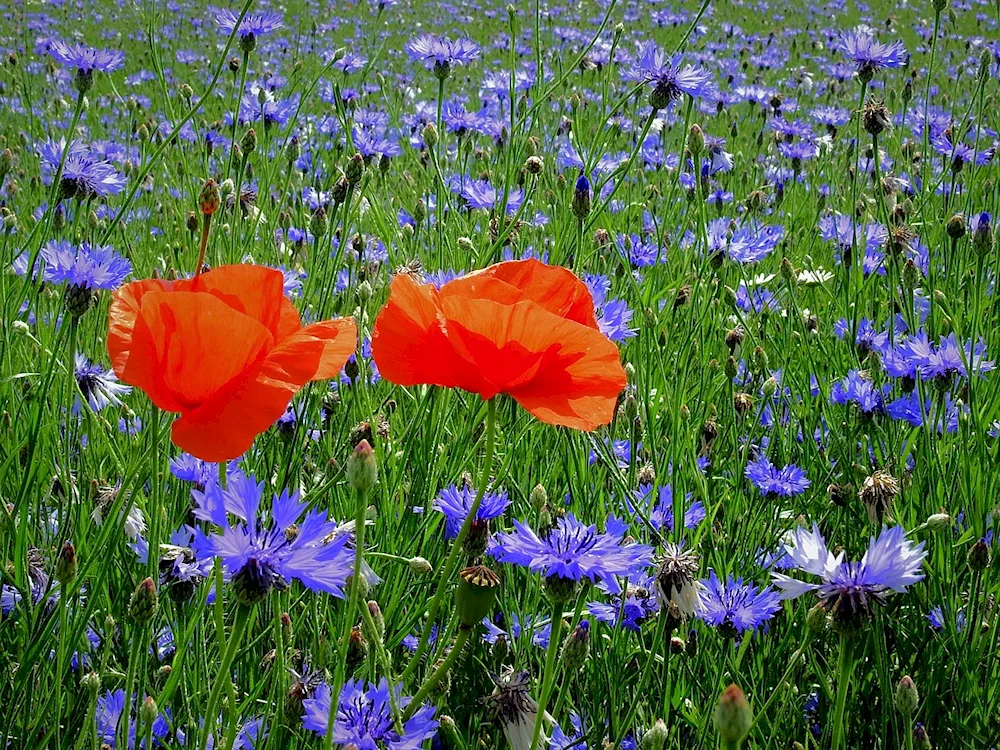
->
[
  {"left": 108, "top": 265, "right": 356, "bottom": 461},
  {"left": 371, "top": 259, "right": 627, "bottom": 430}
]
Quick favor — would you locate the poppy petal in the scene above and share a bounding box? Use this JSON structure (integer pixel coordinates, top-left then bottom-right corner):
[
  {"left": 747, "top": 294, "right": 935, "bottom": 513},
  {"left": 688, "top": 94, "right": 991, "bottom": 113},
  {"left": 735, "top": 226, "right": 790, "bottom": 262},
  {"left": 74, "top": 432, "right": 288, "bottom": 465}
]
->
[
  {"left": 107, "top": 278, "right": 170, "bottom": 377},
  {"left": 182, "top": 265, "right": 290, "bottom": 340},
  {"left": 441, "top": 296, "right": 626, "bottom": 429},
  {"left": 370, "top": 273, "right": 468, "bottom": 389},
  {"left": 463, "top": 259, "right": 600, "bottom": 329},
  {"left": 134, "top": 291, "right": 273, "bottom": 410},
  {"left": 263, "top": 318, "right": 358, "bottom": 385}
]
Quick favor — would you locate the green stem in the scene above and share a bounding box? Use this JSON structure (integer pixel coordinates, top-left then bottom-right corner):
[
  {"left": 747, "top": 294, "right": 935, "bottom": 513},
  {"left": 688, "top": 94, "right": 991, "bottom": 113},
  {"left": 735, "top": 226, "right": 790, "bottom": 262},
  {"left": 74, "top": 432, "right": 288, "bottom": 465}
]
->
[
  {"left": 200, "top": 604, "right": 252, "bottom": 750},
  {"left": 747, "top": 633, "right": 810, "bottom": 735},
  {"left": 529, "top": 599, "right": 564, "bottom": 750},
  {"left": 401, "top": 627, "right": 472, "bottom": 722},
  {"left": 830, "top": 635, "right": 856, "bottom": 750},
  {"left": 400, "top": 397, "right": 497, "bottom": 683},
  {"left": 326, "top": 485, "right": 370, "bottom": 750}
]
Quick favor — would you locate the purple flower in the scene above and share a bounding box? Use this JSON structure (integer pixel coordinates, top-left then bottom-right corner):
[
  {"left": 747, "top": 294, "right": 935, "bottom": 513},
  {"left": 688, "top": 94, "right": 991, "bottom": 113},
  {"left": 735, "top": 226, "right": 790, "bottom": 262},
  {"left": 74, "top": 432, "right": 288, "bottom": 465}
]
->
[
  {"left": 74, "top": 353, "right": 130, "bottom": 414},
  {"left": 95, "top": 690, "right": 170, "bottom": 748},
  {"left": 928, "top": 605, "right": 965, "bottom": 632},
  {"left": 841, "top": 27, "right": 907, "bottom": 81},
  {"left": 192, "top": 471, "right": 355, "bottom": 603},
  {"left": 47, "top": 41, "right": 124, "bottom": 74},
  {"left": 623, "top": 42, "right": 717, "bottom": 106},
  {"left": 631, "top": 484, "right": 706, "bottom": 533},
  {"left": 216, "top": 9, "right": 284, "bottom": 41},
  {"left": 39, "top": 140, "right": 127, "bottom": 199},
  {"left": 772, "top": 524, "right": 926, "bottom": 631},
  {"left": 36, "top": 240, "right": 131, "bottom": 291},
  {"left": 745, "top": 456, "right": 810, "bottom": 498},
  {"left": 405, "top": 34, "right": 480, "bottom": 76},
  {"left": 588, "top": 572, "right": 659, "bottom": 632},
  {"left": 707, "top": 218, "right": 784, "bottom": 264},
  {"left": 454, "top": 178, "right": 523, "bottom": 214},
  {"left": 698, "top": 570, "right": 782, "bottom": 636},
  {"left": 433, "top": 484, "right": 510, "bottom": 538},
  {"left": 596, "top": 298, "right": 636, "bottom": 343},
  {"left": 302, "top": 678, "right": 438, "bottom": 747},
  {"left": 830, "top": 370, "right": 889, "bottom": 415},
  {"left": 490, "top": 514, "right": 653, "bottom": 588}
]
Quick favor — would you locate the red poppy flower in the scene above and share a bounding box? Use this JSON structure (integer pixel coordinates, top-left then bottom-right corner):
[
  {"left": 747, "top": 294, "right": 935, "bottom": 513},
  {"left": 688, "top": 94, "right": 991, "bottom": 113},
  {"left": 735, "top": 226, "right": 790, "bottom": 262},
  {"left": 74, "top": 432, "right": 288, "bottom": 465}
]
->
[
  {"left": 108, "top": 265, "right": 356, "bottom": 461},
  {"left": 371, "top": 259, "right": 627, "bottom": 430}
]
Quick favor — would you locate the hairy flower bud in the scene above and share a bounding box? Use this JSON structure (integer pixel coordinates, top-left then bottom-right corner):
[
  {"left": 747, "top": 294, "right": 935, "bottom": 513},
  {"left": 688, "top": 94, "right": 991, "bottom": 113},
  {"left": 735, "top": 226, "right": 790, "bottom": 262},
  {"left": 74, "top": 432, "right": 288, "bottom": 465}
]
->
[{"left": 346, "top": 439, "right": 378, "bottom": 493}]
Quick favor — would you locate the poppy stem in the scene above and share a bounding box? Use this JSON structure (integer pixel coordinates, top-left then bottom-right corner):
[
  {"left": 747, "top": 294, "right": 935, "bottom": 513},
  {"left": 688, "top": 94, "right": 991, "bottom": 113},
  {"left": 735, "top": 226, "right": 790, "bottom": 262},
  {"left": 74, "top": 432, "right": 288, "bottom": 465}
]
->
[
  {"left": 401, "top": 626, "right": 472, "bottom": 723},
  {"left": 400, "top": 397, "right": 497, "bottom": 685},
  {"left": 195, "top": 212, "right": 212, "bottom": 276}
]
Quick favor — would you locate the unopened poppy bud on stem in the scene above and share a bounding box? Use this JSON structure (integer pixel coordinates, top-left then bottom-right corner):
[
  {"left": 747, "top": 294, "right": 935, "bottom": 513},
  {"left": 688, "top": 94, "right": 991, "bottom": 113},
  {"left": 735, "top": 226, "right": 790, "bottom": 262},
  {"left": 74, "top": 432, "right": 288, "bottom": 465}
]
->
[
  {"left": 714, "top": 684, "right": 752, "bottom": 748},
  {"left": 198, "top": 178, "right": 221, "bottom": 216},
  {"left": 347, "top": 440, "right": 378, "bottom": 493},
  {"left": 55, "top": 540, "right": 77, "bottom": 584},
  {"left": 641, "top": 718, "right": 668, "bottom": 750},
  {"left": 895, "top": 675, "right": 918, "bottom": 716},
  {"left": 130, "top": 577, "right": 159, "bottom": 625}
]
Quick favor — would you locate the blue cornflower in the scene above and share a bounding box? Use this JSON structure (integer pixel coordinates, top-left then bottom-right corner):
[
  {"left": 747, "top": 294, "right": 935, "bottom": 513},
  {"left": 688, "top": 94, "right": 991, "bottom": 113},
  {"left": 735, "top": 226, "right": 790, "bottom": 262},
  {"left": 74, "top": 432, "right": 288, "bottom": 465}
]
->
[
  {"left": 433, "top": 484, "right": 511, "bottom": 538},
  {"left": 47, "top": 41, "right": 124, "bottom": 74},
  {"left": 841, "top": 27, "right": 907, "bottom": 81},
  {"left": 706, "top": 218, "right": 784, "bottom": 264},
  {"left": 772, "top": 524, "right": 926, "bottom": 633},
  {"left": 928, "top": 605, "right": 965, "bottom": 632},
  {"left": 623, "top": 42, "right": 717, "bottom": 108},
  {"left": 550, "top": 713, "right": 587, "bottom": 750},
  {"left": 745, "top": 456, "right": 810, "bottom": 498},
  {"left": 455, "top": 178, "right": 523, "bottom": 215},
  {"left": 74, "top": 353, "right": 130, "bottom": 414},
  {"left": 588, "top": 572, "right": 659, "bottom": 632},
  {"left": 302, "top": 678, "right": 438, "bottom": 747},
  {"left": 192, "top": 471, "right": 356, "bottom": 604},
  {"left": 735, "top": 284, "right": 780, "bottom": 314},
  {"left": 698, "top": 570, "right": 782, "bottom": 637},
  {"left": 596, "top": 298, "right": 636, "bottom": 343},
  {"left": 829, "top": 370, "right": 890, "bottom": 416},
  {"left": 405, "top": 34, "right": 480, "bottom": 78},
  {"left": 490, "top": 514, "right": 653, "bottom": 593},
  {"left": 402, "top": 624, "right": 438, "bottom": 652},
  {"left": 216, "top": 9, "right": 283, "bottom": 48},
  {"left": 631, "top": 483, "right": 706, "bottom": 533},
  {"left": 482, "top": 612, "right": 551, "bottom": 648},
  {"left": 616, "top": 233, "right": 661, "bottom": 267},
  {"left": 36, "top": 240, "right": 131, "bottom": 291},
  {"left": 240, "top": 84, "right": 297, "bottom": 128},
  {"left": 588, "top": 438, "right": 638, "bottom": 469},
  {"left": 39, "top": 139, "right": 127, "bottom": 200},
  {"left": 95, "top": 690, "right": 170, "bottom": 748}
]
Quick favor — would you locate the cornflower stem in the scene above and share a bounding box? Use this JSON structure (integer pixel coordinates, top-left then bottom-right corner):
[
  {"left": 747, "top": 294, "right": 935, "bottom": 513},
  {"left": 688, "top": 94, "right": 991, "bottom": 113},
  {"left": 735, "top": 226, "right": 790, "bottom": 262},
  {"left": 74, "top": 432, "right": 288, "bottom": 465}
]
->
[
  {"left": 529, "top": 598, "right": 564, "bottom": 750},
  {"left": 848, "top": 79, "right": 867, "bottom": 345},
  {"left": 401, "top": 626, "right": 473, "bottom": 722},
  {"left": 326, "top": 484, "right": 371, "bottom": 750},
  {"left": 400, "top": 397, "right": 497, "bottom": 684},
  {"left": 358, "top": 595, "right": 402, "bottom": 726},
  {"left": 830, "top": 634, "right": 856, "bottom": 750},
  {"left": 199, "top": 603, "right": 252, "bottom": 750}
]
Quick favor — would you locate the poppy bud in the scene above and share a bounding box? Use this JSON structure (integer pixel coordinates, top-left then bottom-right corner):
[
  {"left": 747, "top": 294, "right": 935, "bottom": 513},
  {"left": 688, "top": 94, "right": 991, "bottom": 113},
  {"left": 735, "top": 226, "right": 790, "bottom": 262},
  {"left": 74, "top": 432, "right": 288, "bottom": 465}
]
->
[
  {"left": 895, "top": 675, "right": 918, "bottom": 716},
  {"left": 455, "top": 565, "right": 500, "bottom": 628},
  {"left": 806, "top": 601, "right": 828, "bottom": 634},
  {"left": 198, "top": 179, "right": 221, "bottom": 216},
  {"left": 280, "top": 612, "right": 293, "bottom": 644},
  {"left": 347, "top": 439, "right": 378, "bottom": 493},
  {"left": 408, "top": 556, "right": 433, "bottom": 575},
  {"left": 714, "top": 684, "right": 752, "bottom": 747},
  {"left": 140, "top": 696, "right": 159, "bottom": 727},
  {"left": 413, "top": 199, "right": 427, "bottom": 225},
  {"left": 724, "top": 356, "right": 738, "bottom": 381},
  {"left": 925, "top": 511, "right": 951, "bottom": 532},
  {"left": 642, "top": 719, "right": 668, "bottom": 750},
  {"left": 572, "top": 173, "right": 591, "bottom": 220},
  {"left": 688, "top": 124, "right": 705, "bottom": 158},
  {"left": 55, "top": 540, "right": 77, "bottom": 585},
  {"left": 129, "top": 577, "right": 159, "bottom": 625},
  {"left": 364, "top": 600, "right": 385, "bottom": 643},
  {"left": 422, "top": 122, "right": 438, "bottom": 148},
  {"left": 968, "top": 537, "right": 990, "bottom": 572},
  {"left": 80, "top": 671, "right": 101, "bottom": 694},
  {"left": 761, "top": 376, "right": 778, "bottom": 399},
  {"left": 529, "top": 483, "right": 547, "bottom": 510}
]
